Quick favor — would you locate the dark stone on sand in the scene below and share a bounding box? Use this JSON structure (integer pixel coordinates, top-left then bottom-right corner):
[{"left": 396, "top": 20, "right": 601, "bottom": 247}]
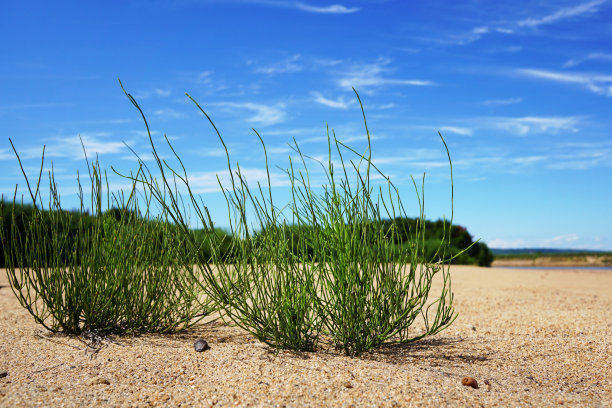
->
[
  {"left": 194, "top": 338, "right": 210, "bottom": 352},
  {"left": 0, "top": 371, "right": 7, "bottom": 378}
]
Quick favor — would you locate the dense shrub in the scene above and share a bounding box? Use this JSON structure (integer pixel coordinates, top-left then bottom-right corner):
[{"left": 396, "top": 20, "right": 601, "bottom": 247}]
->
[
  {"left": 0, "top": 151, "right": 209, "bottom": 335},
  {"left": 118, "top": 83, "right": 457, "bottom": 355}
]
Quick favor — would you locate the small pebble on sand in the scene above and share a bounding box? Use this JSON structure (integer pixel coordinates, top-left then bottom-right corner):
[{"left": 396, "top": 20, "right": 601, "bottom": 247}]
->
[
  {"left": 194, "top": 338, "right": 210, "bottom": 352},
  {"left": 461, "top": 377, "right": 479, "bottom": 389}
]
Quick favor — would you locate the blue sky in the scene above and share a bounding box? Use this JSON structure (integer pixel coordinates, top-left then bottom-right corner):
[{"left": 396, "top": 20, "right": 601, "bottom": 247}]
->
[{"left": 2, "top": 0, "right": 611, "bottom": 250}]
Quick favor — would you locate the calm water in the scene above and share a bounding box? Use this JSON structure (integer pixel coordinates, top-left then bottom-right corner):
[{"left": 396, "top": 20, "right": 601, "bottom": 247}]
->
[{"left": 498, "top": 266, "right": 612, "bottom": 271}]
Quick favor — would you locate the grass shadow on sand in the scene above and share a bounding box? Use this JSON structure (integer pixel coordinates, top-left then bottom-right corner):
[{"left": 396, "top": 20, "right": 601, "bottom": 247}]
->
[{"left": 360, "top": 336, "right": 494, "bottom": 366}]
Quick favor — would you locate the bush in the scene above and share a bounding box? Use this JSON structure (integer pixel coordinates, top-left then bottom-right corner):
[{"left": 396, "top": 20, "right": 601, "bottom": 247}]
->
[
  {"left": 118, "top": 82, "right": 457, "bottom": 355},
  {"left": 0, "top": 145, "right": 209, "bottom": 335}
]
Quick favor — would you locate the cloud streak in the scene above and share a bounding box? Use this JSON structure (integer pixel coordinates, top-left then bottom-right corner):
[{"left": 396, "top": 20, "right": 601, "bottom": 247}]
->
[
  {"left": 19, "top": 133, "right": 129, "bottom": 160},
  {"left": 448, "top": 0, "right": 607, "bottom": 46},
  {"left": 254, "top": 55, "right": 303, "bottom": 75},
  {"left": 492, "top": 115, "right": 582, "bottom": 135},
  {"left": 294, "top": 2, "right": 359, "bottom": 13},
  {"left": 229, "top": 0, "right": 359, "bottom": 14},
  {"left": 213, "top": 102, "right": 287, "bottom": 126},
  {"left": 517, "top": 68, "right": 612, "bottom": 97},
  {"left": 188, "top": 167, "right": 292, "bottom": 193},
  {"left": 0, "top": 149, "right": 12, "bottom": 160},
  {"left": 152, "top": 108, "right": 189, "bottom": 120},
  {"left": 517, "top": 0, "right": 606, "bottom": 28},
  {"left": 482, "top": 97, "right": 523, "bottom": 106},
  {"left": 337, "top": 58, "right": 434, "bottom": 91},
  {"left": 132, "top": 88, "right": 172, "bottom": 99},
  {"left": 311, "top": 92, "right": 351, "bottom": 109},
  {"left": 563, "top": 52, "right": 612, "bottom": 68},
  {"left": 439, "top": 126, "right": 473, "bottom": 136},
  {"left": 0, "top": 103, "right": 73, "bottom": 111}
]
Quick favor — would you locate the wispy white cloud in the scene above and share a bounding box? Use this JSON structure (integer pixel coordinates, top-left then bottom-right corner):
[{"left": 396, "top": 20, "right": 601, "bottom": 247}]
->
[
  {"left": 197, "top": 71, "right": 215, "bottom": 84},
  {"left": 21, "top": 133, "right": 129, "bottom": 160},
  {"left": 375, "top": 103, "right": 397, "bottom": 110},
  {"left": 451, "top": 140, "right": 610, "bottom": 173},
  {"left": 405, "top": 115, "right": 582, "bottom": 138},
  {"left": 74, "top": 118, "right": 132, "bottom": 125},
  {"left": 152, "top": 108, "right": 188, "bottom": 120},
  {"left": 0, "top": 149, "right": 12, "bottom": 160},
  {"left": 488, "top": 234, "right": 585, "bottom": 249},
  {"left": 312, "top": 57, "right": 344, "bottom": 67},
  {"left": 229, "top": 0, "right": 359, "bottom": 14},
  {"left": 155, "top": 89, "right": 172, "bottom": 97},
  {"left": 517, "top": 0, "right": 606, "bottom": 28},
  {"left": 397, "top": 47, "right": 421, "bottom": 54},
  {"left": 342, "top": 147, "right": 443, "bottom": 168},
  {"left": 563, "top": 52, "right": 612, "bottom": 68},
  {"left": 261, "top": 127, "right": 322, "bottom": 137},
  {"left": 503, "top": 45, "right": 522, "bottom": 53},
  {"left": 195, "top": 71, "right": 230, "bottom": 94},
  {"left": 311, "top": 91, "right": 351, "bottom": 109},
  {"left": 439, "top": 126, "right": 473, "bottom": 136},
  {"left": 487, "top": 238, "right": 527, "bottom": 249},
  {"left": 295, "top": 132, "right": 381, "bottom": 146},
  {"left": 546, "top": 145, "right": 612, "bottom": 170},
  {"left": 511, "top": 155, "right": 547, "bottom": 165},
  {"left": 199, "top": 147, "right": 228, "bottom": 157},
  {"left": 337, "top": 58, "right": 434, "bottom": 91},
  {"left": 0, "top": 103, "right": 73, "bottom": 111},
  {"left": 373, "top": 151, "right": 548, "bottom": 173},
  {"left": 545, "top": 233, "right": 580, "bottom": 245},
  {"left": 445, "top": 1, "right": 605, "bottom": 46},
  {"left": 294, "top": 2, "right": 359, "bottom": 14},
  {"left": 482, "top": 97, "right": 523, "bottom": 106},
  {"left": 254, "top": 54, "right": 303, "bottom": 75},
  {"left": 517, "top": 68, "right": 612, "bottom": 97},
  {"left": 130, "top": 130, "right": 161, "bottom": 138},
  {"left": 493, "top": 115, "right": 581, "bottom": 135},
  {"left": 119, "top": 152, "right": 158, "bottom": 163},
  {"left": 189, "top": 167, "right": 292, "bottom": 193},
  {"left": 471, "top": 26, "right": 515, "bottom": 36},
  {"left": 492, "top": 234, "right": 611, "bottom": 250},
  {"left": 454, "top": 137, "right": 611, "bottom": 174},
  {"left": 132, "top": 88, "right": 172, "bottom": 99},
  {"left": 442, "top": 25, "right": 515, "bottom": 46},
  {"left": 70, "top": 134, "right": 129, "bottom": 158},
  {"left": 266, "top": 146, "right": 292, "bottom": 155},
  {"left": 375, "top": 157, "right": 450, "bottom": 169},
  {"left": 472, "top": 26, "right": 489, "bottom": 35},
  {"left": 213, "top": 102, "right": 287, "bottom": 126}
]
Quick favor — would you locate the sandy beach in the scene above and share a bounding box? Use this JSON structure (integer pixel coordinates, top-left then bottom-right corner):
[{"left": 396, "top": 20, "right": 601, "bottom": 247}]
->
[{"left": 1, "top": 265, "right": 610, "bottom": 407}]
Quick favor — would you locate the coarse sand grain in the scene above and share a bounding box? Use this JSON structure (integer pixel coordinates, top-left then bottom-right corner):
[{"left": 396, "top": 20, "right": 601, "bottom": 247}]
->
[{"left": 0, "top": 266, "right": 610, "bottom": 407}]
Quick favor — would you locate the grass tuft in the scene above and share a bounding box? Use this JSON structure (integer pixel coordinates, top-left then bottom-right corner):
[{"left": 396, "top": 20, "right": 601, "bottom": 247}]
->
[
  {"left": 1, "top": 140, "right": 209, "bottom": 335},
  {"left": 117, "top": 82, "right": 458, "bottom": 355}
]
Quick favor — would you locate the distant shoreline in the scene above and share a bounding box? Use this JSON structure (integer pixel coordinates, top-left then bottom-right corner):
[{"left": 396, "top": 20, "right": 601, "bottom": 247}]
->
[{"left": 492, "top": 253, "right": 612, "bottom": 267}]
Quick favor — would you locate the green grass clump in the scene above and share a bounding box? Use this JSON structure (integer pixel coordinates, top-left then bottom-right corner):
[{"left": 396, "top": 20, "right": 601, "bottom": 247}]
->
[
  {"left": 118, "top": 81, "right": 457, "bottom": 355},
  {"left": 0, "top": 142, "right": 209, "bottom": 335}
]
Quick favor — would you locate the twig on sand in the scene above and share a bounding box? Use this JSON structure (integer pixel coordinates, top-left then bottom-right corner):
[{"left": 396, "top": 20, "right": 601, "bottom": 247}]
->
[
  {"left": 30, "top": 362, "right": 65, "bottom": 375},
  {"left": 35, "top": 332, "right": 83, "bottom": 351}
]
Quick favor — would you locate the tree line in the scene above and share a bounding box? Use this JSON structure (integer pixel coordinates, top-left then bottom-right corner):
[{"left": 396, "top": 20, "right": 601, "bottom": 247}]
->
[{"left": 1, "top": 201, "right": 492, "bottom": 268}]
